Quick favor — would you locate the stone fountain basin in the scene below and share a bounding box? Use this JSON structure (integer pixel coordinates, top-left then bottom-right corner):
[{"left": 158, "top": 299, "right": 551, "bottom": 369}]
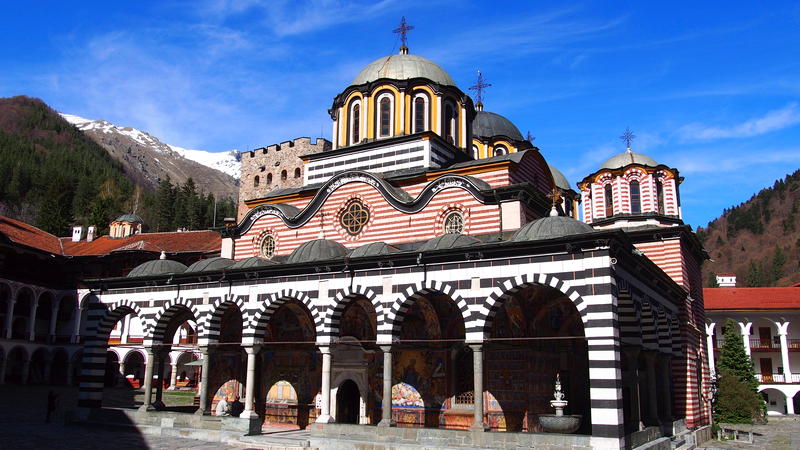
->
[{"left": 538, "top": 414, "right": 582, "bottom": 433}]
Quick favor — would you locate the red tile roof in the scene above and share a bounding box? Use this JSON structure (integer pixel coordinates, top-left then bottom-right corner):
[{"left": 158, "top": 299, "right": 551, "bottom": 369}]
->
[
  {"left": 0, "top": 215, "right": 63, "bottom": 254},
  {"left": 704, "top": 287, "right": 800, "bottom": 310},
  {"left": 60, "top": 230, "right": 220, "bottom": 256}
]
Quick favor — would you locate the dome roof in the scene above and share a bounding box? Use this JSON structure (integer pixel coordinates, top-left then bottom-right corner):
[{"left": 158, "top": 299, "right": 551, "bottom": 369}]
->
[
  {"left": 286, "top": 239, "right": 349, "bottom": 264},
  {"left": 418, "top": 233, "right": 481, "bottom": 252},
  {"left": 228, "top": 257, "right": 278, "bottom": 270},
  {"left": 512, "top": 216, "right": 594, "bottom": 242},
  {"left": 351, "top": 54, "right": 456, "bottom": 86},
  {"left": 114, "top": 213, "right": 144, "bottom": 223},
  {"left": 600, "top": 150, "right": 658, "bottom": 170},
  {"left": 548, "top": 164, "right": 572, "bottom": 191},
  {"left": 349, "top": 242, "right": 399, "bottom": 258},
  {"left": 184, "top": 257, "right": 234, "bottom": 273},
  {"left": 472, "top": 111, "right": 524, "bottom": 141},
  {"left": 127, "top": 259, "right": 187, "bottom": 278}
]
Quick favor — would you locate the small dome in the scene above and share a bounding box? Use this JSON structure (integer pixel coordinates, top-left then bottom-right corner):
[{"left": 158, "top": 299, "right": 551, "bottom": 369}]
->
[
  {"left": 472, "top": 111, "right": 524, "bottom": 141},
  {"left": 548, "top": 164, "right": 572, "bottom": 191},
  {"left": 600, "top": 150, "right": 658, "bottom": 170},
  {"left": 228, "top": 257, "right": 278, "bottom": 270},
  {"left": 418, "top": 233, "right": 480, "bottom": 252},
  {"left": 349, "top": 242, "right": 399, "bottom": 258},
  {"left": 127, "top": 259, "right": 187, "bottom": 278},
  {"left": 184, "top": 257, "right": 235, "bottom": 273},
  {"left": 114, "top": 213, "right": 144, "bottom": 223},
  {"left": 286, "top": 239, "right": 349, "bottom": 264},
  {"left": 351, "top": 54, "right": 456, "bottom": 86},
  {"left": 512, "top": 216, "right": 594, "bottom": 242}
]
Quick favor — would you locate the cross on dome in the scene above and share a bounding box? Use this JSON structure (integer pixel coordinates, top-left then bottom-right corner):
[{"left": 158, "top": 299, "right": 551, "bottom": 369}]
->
[
  {"left": 619, "top": 126, "right": 636, "bottom": 151},
  {"left": 394, "top": 16, "right": 414, "bottom": 54},
  {"left": 469, "top": 70, "right": 492, "bottom": 111}
]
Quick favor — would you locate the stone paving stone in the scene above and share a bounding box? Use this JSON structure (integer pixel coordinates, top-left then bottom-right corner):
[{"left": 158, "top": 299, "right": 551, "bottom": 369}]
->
[{"left": 697, "top": 416, "right": 800, "bottom": 450}]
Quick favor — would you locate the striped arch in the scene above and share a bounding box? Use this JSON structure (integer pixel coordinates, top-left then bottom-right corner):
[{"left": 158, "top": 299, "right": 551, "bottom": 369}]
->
[
  {"left": 475, "top": 273, "right": 586, "bottom": 340},
  {"left": 383, "top": 280, "right": 472, "bottom": 338},
  {"left": 617, "top": 285, "right": 641, "bottom": 346},
  {"left": 198, "top": 294, "right": 248, "bottom": 345},
  {"left": 145, "top": 297, "right": 200, "bottom": 346},
  {"left": 320, "top": 285, "right": 383, "bottom": 342},
  {"left": 247, "top": 289, "right": 323, "bottom": 343},
  {"left": 655, "top": 307, "right": 673, "bottom": 354},
  {"left": 77, "top": 296, "right": 141, "bottom": 409},
  {"left": 670, "top": 316, "right": 683, "bottom": 356},
  {"left": 640, "top": 301, "right": 659, "bottom": 350}
]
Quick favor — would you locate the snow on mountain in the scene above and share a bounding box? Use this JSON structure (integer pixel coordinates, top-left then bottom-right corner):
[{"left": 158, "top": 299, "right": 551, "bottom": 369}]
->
[{"left": 60, "top": 113, "right": 241, "bottom": 178}]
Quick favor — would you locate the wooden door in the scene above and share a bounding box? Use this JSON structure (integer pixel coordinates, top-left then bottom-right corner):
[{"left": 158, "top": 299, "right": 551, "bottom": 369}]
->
[
  {"left": 760, "top": 358, "right": 774, "bottom": 382},
  {"left": 759, "top": 327, "right": 772, "bottom": 348}
]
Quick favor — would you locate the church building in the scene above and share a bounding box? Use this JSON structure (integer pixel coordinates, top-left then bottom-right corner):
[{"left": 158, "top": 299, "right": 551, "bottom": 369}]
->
[{"left": 72, "top": 23, "right": 711, "bottom": 449}]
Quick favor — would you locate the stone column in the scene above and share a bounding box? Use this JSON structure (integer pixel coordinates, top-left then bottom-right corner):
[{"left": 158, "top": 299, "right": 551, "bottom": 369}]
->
[
  {"left": 315, "top": 346, "right": 334, "bottom": 423},
  {"left": 241, "top": 345, "right": 261, "bottom": 419},
  {"left": 169, "top": 363, "right": 178, "bottom": 390},
  {"left": 28, "top": 300, "right": 38, "bottom": 341},
  {"left": 470, "top": 344, "right": 488, "bottom": 431},
  {"left": 138, "top": 348, "right": 155, "bottom": 412},
  {"left": 739, "top": 322, "right": 753, "bottom": 356},
  {"left": 643, "top": 351, "right": 659, "bottom": 426},
  {"left": 152, "top": 350, "right": 168, "bottom": 409},
  {"left": 377, "top": 345, "right": 394, "bottom": 427},
  {"left": 195, "top": 347, "right": 212, "bottom": 415},
  {"left": 118, "top": 361, "right": 127, "bottom": 386},
  {"left": 49, "top": 302, "right": 59, "bottom": 343},
  {"left": 71, "top": 307, "right": 82, "bottom": 343},
  {"left": 786, "top": 393, "right": 796, "bottom": 414},
  {"left": 3, "top": 299, "right": 14, "bottom": 339},
  {"left": 705, "top": 323, "right": 716, "bottom": 377},
  {"left": 777, "top": 322, "right": 792, "bottom": 382}
]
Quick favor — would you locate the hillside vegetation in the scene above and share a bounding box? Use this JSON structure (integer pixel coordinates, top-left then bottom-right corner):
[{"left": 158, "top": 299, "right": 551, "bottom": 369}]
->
[
  {"left": 697, "top": 169, "right": 800, "bottom": 287},
  {"left": 0, "top": 96, "right": 235, "bottom": 236}
]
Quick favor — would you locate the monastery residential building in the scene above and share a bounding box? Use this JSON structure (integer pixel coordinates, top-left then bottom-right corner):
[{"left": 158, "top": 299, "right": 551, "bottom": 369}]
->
[{"left": 1, "top": 30, "right": 712, "bottom": 449}]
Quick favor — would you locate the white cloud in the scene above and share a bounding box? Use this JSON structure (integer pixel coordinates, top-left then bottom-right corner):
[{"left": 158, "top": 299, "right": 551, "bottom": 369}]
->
[
  {"left": 677, "top": 103, "right": 800, "bottom": 141},
  {"left": 672, "top": 148, "right": 800, "bottom": 174}
]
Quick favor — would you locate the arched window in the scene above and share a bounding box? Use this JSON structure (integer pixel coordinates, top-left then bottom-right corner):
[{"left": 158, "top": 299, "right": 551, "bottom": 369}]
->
[
  {"left": 444, "top": 103, "right": 457, "bottom": 144},
  {"left": 280, "top": 170, "right": 287, "bottom": 181},
  {"left": 604, "top": 184, "right": 614, "bottom": 217},
  {"left": 493, "top": 145, "right": 507, "bottom": 156},
  {"left": 413, "top": 94, "right": 428, "bottom": 133},
  {"left": 294, "top": 168, "right": 301, "bottom": 178},
  {"left": 378, "top": 95, "right": 392, "bottom": 137},
  {"left": 656, "top": 179, "right": 665, "bottom": 214},
  {"left": 253, "top": 175, "right": 260, "bottom": 188},
  {"left": 260, "top": 235, "right": 276, "bottom": 259},
  {"left": 630, "top": 180, "right": 641, "bottom": 214},
  {"left": 266, "top": 173, "right": 273, "bottom": 185},
  {"left": 350, "top": 101, "right": 361, "bottom": 145}
]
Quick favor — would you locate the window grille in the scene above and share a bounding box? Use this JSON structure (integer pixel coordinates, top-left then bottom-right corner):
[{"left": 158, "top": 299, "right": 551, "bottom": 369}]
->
[{"left": 340, "top": 200, "right": 370, "bottom": 236}]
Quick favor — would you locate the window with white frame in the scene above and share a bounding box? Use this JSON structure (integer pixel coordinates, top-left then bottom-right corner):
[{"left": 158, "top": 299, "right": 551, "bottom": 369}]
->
[
  {"left": 377, "top": 93, "right": 394, "bottom": 138},
  {"left": 349, "top": 100, "right": 361, "bottom": 145},
  {"left": 444, "top": 102, "right": 457, "bottom": 144},
  {"left": 493, "top": 145, "right": 508, "bottom": 156},
  {"left": 260, "top": 234, "right": 276, "bottom": 259},
  {"left": 413, "top": 93, "right": 429, "bottom": 133}
]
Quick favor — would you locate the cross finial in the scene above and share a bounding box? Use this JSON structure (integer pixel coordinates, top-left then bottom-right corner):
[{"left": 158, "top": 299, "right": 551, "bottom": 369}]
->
[
  {"left": 468, "top": 70, "right": 492, "bottom": 110},
  {"left": 394, "top": 16, "right": 414, "bottom": 54},
  {"left": 619, "top": 127, "right": 636, "bottom": 151},
  {"left": 526, "top": 131, "right": 536, "bottom": 142},
  {"left": 546, "top": 187, "right": 563, "bottom": 216}
]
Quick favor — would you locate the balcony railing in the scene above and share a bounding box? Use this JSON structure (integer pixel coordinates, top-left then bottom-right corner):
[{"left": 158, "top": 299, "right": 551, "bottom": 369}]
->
[
  {"left": 756, "top": 373, "right": 800, "bottom": 384},
  {"left": 748, "top": 339, "right": 777, "bottom": 350}
]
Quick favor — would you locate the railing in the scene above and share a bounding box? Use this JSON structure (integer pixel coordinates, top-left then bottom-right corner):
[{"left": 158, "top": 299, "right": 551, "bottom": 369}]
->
[
  {"left": 748, "top": 338, "right": 777, "bottom": 350},
  {"left": 755, "top": 373, "right": 800, "bottom": 383},
  {"left": 454, "top": 391, "right": 474, "bottom": 405},
  {"left": 788, "top": 339, "right": 800, "bottom": 349}
]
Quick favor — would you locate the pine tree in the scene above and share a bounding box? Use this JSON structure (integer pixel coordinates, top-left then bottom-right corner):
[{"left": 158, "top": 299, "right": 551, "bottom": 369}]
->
[
  {"left": 745, "top": 261, "right": 764, "bottom": 287},
  {"left": 706, "top": 272, "right": 719, "bottom": 288},
  {"left": 155, "top": 177, "right": 175, "bottom": 232},
  {"left": 714, "top": 319, "right": 765, "bottom": 423},
  {"left": 772, "top": 246, "right": 786, "bottom": 284}
]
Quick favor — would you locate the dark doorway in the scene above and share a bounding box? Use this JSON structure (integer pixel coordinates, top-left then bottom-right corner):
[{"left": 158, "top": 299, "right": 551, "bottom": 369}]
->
[
  {"left": 760, "top": 358, "right": 774, "bottom": 383},
  {"left": 336, "top": 380, "right": 360, "bottom": 424}
]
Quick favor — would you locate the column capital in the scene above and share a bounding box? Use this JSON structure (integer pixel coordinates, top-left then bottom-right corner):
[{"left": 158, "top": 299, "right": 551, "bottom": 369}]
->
[
  {"left": 468, "top": 343, "right": 484, "bottom": 353},
  {"left": 705, "top": 322, "right": 716, "bottom": 336},
  {"left": 379, "top": 345, "right": 393, "bottom": 353},
  {"left": 244, "top": 345, "right": 262, "bottom": 355},
  {"left": 318, "top": 345, "right": 331, "bottom": 355}
]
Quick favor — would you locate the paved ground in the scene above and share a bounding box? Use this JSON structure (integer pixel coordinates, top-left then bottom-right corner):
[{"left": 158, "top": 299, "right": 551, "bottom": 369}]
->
[
  {"left": 698, "top": 416, "right": 800, "bottom": 450},
  {"left": 0, "top": 385, "right": 243, "bottom": 450}
]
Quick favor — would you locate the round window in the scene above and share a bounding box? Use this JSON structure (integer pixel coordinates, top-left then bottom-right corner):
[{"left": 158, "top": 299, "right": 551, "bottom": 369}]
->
[
  {"left": 260, "top": 234, "right": 276, "bottom": 259},
  {"left": 340, "top": 200, "right": 370, "bottom": 236},
  {"left": 443, "top": 211, "right": 464, "bottom": 234}
]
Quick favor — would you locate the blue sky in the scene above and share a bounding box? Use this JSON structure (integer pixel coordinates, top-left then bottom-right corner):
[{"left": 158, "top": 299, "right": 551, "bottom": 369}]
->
[{"left": 2, "top": 1, "right": 800, "bottom": 229}]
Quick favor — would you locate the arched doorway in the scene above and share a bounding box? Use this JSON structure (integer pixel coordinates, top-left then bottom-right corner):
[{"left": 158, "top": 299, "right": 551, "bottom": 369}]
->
[
  {"left": 485, "top": 283, "right": 590, "bottom": 433},
  {"left": 207, "top": 305, "right": 244, "bottom": 415},
  {"left": 150, "top": 304, "right": 199, "bottom": 411},
  {"left": 122, "top": 350, "right": 146, "bottom": 388},
  {"left": 336, "top": 379, "right": 360, "bottom": 424},
  {"left": 105, "top": 351, "right": 120, "bottom": 387}
]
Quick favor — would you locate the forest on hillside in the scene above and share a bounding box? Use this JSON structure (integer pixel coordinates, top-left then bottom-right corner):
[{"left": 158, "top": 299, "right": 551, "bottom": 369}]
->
[
  {"left": 697, "top": 168, "right": 800, "bottom": 287},
  {"left": 0, "top": 96, "right": 235, "bottom": 237}
]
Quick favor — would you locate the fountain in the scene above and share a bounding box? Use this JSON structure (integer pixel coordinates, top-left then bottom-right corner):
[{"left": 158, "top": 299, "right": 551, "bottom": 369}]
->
[{"left": 538, "top": 373, "right": 582, "bottom": 433}]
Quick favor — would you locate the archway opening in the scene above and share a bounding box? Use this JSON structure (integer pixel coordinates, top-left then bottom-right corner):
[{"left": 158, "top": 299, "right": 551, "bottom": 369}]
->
[
  {"left": 34, "top": 292, "right": 54, "bottom": 342},
  {"left": 122, "top": 350, "right": 146, "bottom": 388},
  {"left": 394, "top": 291, "right": 466, "bottom": 429},
  {"left": 28, "top": 348, "right": 50, "bottom": 384},
  {"left": 761, "top": 388, "right": 789, "bottom": 416},
  {"left": 12, "top": 288, "right": 34, "bottom": 340},
  {"left": 151, "top": 306, "right": 199, "bottom": 412},
  {"left": 485, "top": 283, "right": 590, "bottom": 433},
  {"left": 336, "top": 379, "right": 360, "bottom": 424},
  {"left": 208, "top": 305, "right": 244, "bottom": 416},
  {"left": 49, "top": 348, "right": 68, "bottom": 385},
  {"left": 5, "top": 347, "right": 28, "bottom": 384},
  {"left": 54, "top": 295, "right": 76, "bottom": 343},
  {"left": 260, "top": 299, "right": 319, "bottom": 429},
  {"left": 0, "top": 283, "right": 11, "bottom": 337},
  {"left": 105, "top": 351, "right": 120, "bottom": 387}
]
